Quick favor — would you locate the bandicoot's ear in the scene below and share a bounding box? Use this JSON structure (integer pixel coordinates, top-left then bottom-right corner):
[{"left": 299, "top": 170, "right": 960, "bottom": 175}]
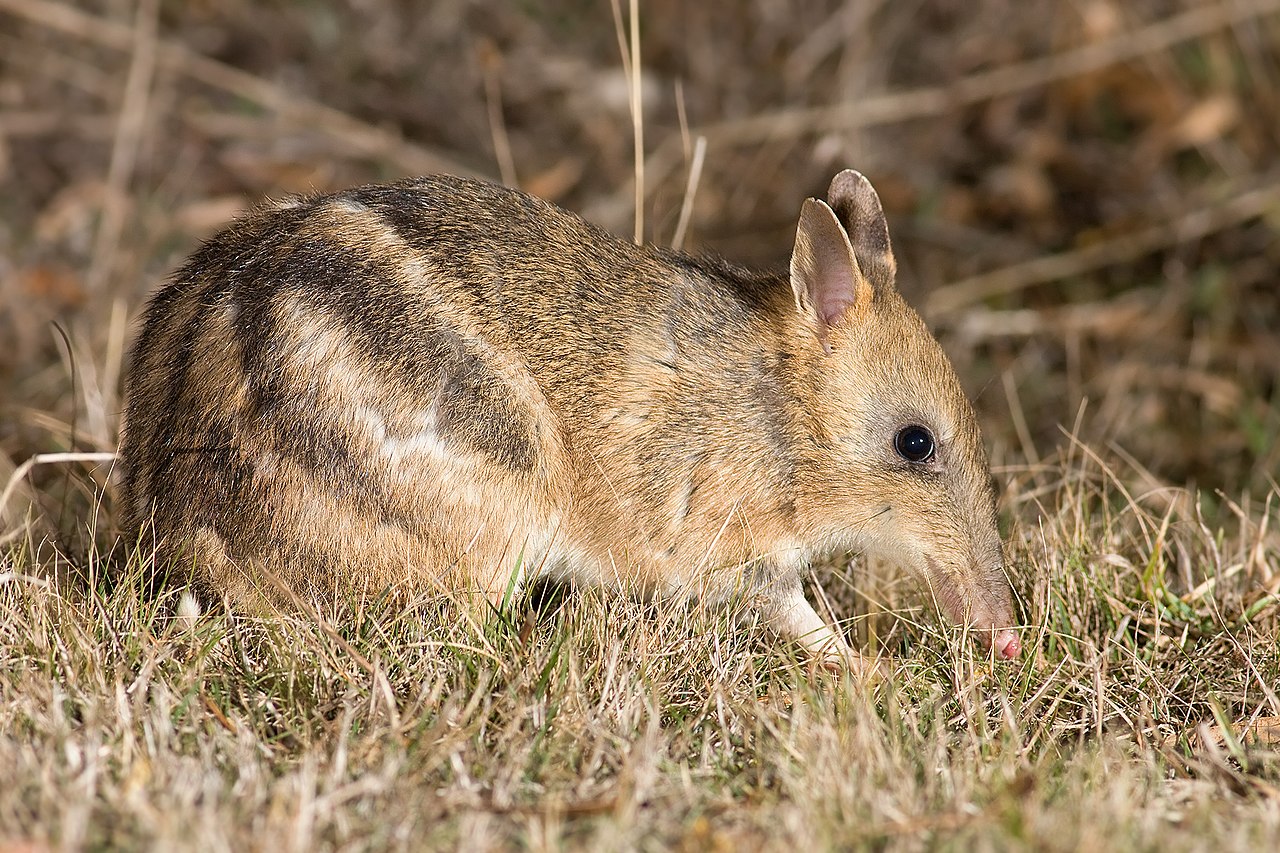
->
[
  {"left": 825, "top": 169, "right": 897, "bottom": 290},
  {"left": 790, "top": 198, "right": 872, "bottom": 346}
]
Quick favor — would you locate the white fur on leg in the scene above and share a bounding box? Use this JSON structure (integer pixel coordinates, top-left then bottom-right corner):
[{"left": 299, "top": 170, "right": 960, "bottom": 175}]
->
[{"left": 764, "top": 574, "right": 883, "bottom": 678}]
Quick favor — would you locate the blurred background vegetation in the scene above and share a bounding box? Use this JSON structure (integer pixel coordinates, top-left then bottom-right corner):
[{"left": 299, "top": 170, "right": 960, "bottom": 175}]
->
[{"left": 1, "top": 0, "right": 1279, "bottom": 539}]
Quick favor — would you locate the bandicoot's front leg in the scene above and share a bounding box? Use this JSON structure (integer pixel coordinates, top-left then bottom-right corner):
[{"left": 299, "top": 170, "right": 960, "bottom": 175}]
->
[{"left": 764, "top": 572, "right": 887, "bottom": 678}]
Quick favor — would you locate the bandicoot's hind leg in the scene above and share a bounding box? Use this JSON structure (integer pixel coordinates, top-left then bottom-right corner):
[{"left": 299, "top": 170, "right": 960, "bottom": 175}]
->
[
  {"left": 460, "top": 546, "right": 532, "bottom": 617},
  {"left": 434, "top": 517, "right": 572, "bottom": 632}
]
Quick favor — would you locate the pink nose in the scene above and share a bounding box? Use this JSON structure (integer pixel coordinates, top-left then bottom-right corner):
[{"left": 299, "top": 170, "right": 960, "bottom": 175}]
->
[{"left": 992, "top": 628, "right": 1021, "bottom": 659}]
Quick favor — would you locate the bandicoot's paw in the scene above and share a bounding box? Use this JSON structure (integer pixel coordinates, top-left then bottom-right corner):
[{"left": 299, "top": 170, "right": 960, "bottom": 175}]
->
[{"left": 812, "top": 642, "right": 892, "bottom": 682}]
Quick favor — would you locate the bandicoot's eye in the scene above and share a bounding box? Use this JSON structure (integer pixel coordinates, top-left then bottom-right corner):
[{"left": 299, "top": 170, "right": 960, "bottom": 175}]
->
[{"left": 894, "top": 425, "right": 936, "bottom": 463}]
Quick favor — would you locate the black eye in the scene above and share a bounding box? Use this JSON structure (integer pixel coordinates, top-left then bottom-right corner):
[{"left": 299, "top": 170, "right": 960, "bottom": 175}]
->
[{"left": 894, "top": 425, "right": 936, "bottom": 463}]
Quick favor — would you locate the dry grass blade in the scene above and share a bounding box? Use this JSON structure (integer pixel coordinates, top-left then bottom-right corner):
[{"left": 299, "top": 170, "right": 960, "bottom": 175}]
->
[
  {"left": 478, "top": 39, "right": 518, "bottom": 189},
  {"left": 84, "top": 0, "right": 156, "bottom": 298},
  {"left": 610, "top": 0, "right": 645, "bottom": 243},
  {"left": 670, "top": 135, "right": 706, "bottom": 252}
]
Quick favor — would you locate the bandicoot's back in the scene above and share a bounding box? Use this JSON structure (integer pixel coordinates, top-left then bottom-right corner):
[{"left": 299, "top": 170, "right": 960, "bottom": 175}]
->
[{"left": 120, "top": 171, "right": 1021, "bottom": 671}]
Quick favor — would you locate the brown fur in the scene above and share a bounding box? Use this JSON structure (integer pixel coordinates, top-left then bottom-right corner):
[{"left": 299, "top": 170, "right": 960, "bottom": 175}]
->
[{"left": 118, "top": 171, "right": 1020, "bottom": 671}]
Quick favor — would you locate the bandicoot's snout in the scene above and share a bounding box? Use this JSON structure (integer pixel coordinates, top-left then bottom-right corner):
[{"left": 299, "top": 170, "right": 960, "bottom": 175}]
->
[
  {"left": 965, "top": 579, "right": 1021, "bottom": 659},
  {"left": 967, "top": 594, "right": 1022, "bottom": 659},
  {"left": 926, "top": 557, "right": 1021, "bottom": 659},
  {"left": 991, "top": 629, "right": 1021, "bottom": 659}
]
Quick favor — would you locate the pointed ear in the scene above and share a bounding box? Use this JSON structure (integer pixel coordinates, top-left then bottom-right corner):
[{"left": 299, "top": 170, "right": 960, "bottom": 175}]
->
[
  {"left": 825, "top": 169, "right": 897, "bottom": 290},
  {"left": 790, "top": 198, "right": 872, "bottom": 344}
]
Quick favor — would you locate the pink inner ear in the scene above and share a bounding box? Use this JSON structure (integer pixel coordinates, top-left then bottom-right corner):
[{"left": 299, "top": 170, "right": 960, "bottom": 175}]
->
[
  {"left": 793, "top": 198, "right": 868, "bottom": 338},
  {"left": 806, "top": 208, "right": 863, "bottom": 327},
  {"left": 820, "top": 294, "right": 856, "bottom": 328}
]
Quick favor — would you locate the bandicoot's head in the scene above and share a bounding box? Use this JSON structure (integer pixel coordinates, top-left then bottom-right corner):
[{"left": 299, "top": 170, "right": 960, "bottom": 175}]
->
[{"left": 790, "top": 170, "right": 1020, "bottom": 658}]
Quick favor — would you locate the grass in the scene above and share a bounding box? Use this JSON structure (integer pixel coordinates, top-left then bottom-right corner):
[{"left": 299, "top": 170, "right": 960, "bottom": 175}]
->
[
  {"left": 1, "top": 442, "right": 1277, "bottom": 850},
  {"left": 3, "top": 0, "right": 1280, "bottom": 849}
]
